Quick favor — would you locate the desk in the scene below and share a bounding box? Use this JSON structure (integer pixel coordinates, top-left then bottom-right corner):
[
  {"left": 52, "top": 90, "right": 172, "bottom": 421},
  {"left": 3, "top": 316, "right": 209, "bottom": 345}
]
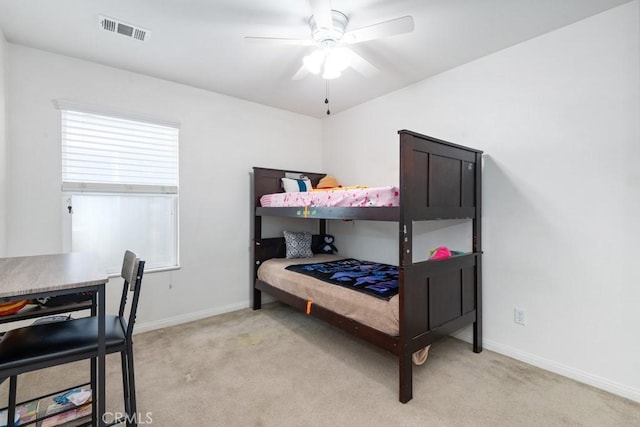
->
[{"left": 0, "top": 252, "right": 109, "bottom": 427}]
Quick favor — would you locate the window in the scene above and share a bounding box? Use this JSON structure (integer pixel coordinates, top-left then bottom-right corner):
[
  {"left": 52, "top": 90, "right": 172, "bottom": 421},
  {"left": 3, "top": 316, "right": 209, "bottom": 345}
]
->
[{"left": 61, "top": 107, "right": 179, "bottom": 274}]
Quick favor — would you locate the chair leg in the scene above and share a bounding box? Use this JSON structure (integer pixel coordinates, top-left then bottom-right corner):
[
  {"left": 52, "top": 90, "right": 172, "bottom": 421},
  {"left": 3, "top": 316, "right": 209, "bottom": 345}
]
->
[
  {"left": 91, "top": 358, "right": 98, "bottom": 426},
  {"left": 121, "top": 351, "right": 131, "bottom": 421},
  {"left": 126, "top": 344, "right": 138, "bottom": 427},
  {"left": 8, "top": 376, "right": 17, "bottom": 427}
]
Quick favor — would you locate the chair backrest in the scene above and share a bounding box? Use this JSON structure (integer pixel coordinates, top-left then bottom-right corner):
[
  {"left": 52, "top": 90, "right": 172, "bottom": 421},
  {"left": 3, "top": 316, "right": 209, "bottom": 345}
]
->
[{"left": 118, "top": 250, "right": 145, "bottom": 338}]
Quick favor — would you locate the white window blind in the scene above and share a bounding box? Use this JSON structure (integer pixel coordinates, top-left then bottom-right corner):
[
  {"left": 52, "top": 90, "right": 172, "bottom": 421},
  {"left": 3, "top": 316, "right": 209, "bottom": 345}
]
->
[
  {"left": 62, "top": 110, "right": 178, "bottom": 193},
  {"left": 61, "top": 107, "right": 180, "bottom": 274}
]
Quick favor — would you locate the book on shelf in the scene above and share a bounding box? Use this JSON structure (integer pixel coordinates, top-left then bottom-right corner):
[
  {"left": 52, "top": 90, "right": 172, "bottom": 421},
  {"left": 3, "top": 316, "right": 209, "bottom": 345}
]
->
[
  {"left": 16, "top": 400, "right": 39, "bottom": 424},
  {"left": 43, "top": 414, "right": 91, "bottom": 427},
  {"left": 39, "top": 401, "right": 91, "bottom": 427}
]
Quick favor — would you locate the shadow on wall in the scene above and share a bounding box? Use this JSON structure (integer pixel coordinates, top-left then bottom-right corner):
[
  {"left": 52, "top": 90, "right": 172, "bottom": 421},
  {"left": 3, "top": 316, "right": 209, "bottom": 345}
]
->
[{"left": 481, "top": 154, "right": 566, "bottom": 292}]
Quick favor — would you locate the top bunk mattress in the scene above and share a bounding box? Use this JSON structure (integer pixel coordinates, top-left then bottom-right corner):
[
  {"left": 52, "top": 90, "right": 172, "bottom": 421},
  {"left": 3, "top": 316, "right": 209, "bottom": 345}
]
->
[{"left": 260, "top": 186, "right": 399, "bottom": 208}]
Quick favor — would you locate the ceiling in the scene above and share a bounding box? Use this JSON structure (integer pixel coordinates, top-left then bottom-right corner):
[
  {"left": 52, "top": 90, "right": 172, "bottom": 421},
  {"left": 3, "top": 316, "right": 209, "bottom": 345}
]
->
[{"left": 0, "top": 0, "right": 632, "bottom": 118}]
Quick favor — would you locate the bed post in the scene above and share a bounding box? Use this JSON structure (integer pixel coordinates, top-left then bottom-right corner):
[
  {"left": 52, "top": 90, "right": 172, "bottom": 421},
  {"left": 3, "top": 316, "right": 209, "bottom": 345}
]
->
[
  {"left": 253, "top": 284, "right": 262, "bottom": 310},
  {"left": 473, "top": 151, "right": 483, "bottom": 352},
  {"left": 319, "top": 218, "right": 326, "bottom": 236},
  {"left": 398, "top": 132, "right": 414, "bottom": 403},
  {"left": 253, "top": 199, "right": 262, "bottom": 310},
  {"left": 399, "top": 351, "right": 413, "bottom": 403}
]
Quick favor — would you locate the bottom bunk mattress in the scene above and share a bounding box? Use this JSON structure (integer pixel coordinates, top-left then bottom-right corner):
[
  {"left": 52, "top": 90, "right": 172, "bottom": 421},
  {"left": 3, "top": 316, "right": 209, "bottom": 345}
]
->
[{"left": 257, "top": 254, "right": 399, "bottom": 336}]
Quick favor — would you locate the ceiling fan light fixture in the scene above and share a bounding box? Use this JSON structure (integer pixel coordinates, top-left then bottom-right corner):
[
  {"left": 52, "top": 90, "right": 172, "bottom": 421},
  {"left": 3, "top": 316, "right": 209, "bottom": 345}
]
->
[
  {"left": 327, "top": 48, "right": 350, "bottom": 72},
  {"left": 322, "top": 50, "right": 348, "bottom": 79},
  {"left": 304, "top": 10, "right": 352, "bottom": 79},
  {"left": 303, "top": 47, "right": 351, "bottom": 79},
  {"left": 322, "top": 68, "right": 342, "bottom": 80},
  {"left": 303, "top": 49, "right": 325, "bottom": 74}
]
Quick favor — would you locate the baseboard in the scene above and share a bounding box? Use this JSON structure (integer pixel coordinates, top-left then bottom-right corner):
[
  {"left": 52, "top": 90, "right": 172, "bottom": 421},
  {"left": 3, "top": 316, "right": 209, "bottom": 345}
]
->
[
  {"left": 133, "top": 300, "right": 250, "bottom": 334},
  {"left": 453, "top": 331, "right": 640, "bottom": 403}
]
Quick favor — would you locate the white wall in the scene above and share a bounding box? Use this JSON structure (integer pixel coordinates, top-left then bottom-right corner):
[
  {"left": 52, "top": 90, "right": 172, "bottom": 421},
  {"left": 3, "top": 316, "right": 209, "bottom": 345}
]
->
[
  {"left": 0, "top": 24, "right": 7, "bottom": 256},
  {"left": 323, "top": 1, "right": 640, "bottom": 402},
  {"left": 5, "top": 45, "right": 322, "bottom": 330},
  {"left": 3, "top": 0, "right": 638, "bottom": 404}
]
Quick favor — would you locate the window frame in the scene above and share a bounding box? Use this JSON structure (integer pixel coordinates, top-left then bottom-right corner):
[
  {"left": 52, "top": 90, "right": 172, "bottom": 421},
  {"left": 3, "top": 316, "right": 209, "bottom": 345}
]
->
[{"left": 57, "top": 100, "right": 180, "bottom": 275}]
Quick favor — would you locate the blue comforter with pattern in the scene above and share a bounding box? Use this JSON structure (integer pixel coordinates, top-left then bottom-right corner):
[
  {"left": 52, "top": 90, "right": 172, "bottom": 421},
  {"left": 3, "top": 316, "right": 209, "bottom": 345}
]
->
[{"left": 285, "top": 258, "right": 398, "bottom": 300}]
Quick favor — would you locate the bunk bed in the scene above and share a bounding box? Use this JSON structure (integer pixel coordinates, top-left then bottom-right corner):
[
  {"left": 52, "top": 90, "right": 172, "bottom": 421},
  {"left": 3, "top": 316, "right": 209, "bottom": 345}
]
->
[{"left": 252, "top": 129, "right": 483, "bottom": 403}]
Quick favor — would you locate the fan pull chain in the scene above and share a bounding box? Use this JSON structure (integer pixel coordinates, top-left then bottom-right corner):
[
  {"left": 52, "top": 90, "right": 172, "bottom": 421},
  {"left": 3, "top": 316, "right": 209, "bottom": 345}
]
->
[{"left": 325, "top": 80, "right": 330, "bottom": 115}]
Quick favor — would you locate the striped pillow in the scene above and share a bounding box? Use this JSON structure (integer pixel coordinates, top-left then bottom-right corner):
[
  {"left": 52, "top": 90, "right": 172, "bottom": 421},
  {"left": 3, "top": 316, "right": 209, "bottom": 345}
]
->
[{"left": 282, "top": 177, "right": 312, "bottom": 193}]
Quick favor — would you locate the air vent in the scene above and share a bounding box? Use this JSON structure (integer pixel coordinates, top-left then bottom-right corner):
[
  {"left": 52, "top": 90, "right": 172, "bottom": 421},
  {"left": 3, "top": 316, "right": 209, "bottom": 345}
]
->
[{"left": 99, "top": 15, "right": 150, "bottom": 42}]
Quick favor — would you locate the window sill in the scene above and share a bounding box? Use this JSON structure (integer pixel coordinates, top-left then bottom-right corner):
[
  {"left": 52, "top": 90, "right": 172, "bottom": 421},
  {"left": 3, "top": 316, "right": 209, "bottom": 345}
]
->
[{"left": 107, "top": 264, "right": 180, "bottom": 278}]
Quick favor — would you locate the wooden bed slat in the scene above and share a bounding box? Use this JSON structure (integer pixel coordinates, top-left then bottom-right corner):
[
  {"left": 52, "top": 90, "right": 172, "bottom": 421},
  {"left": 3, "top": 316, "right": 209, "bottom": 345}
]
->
[{"left": 256, "top": 206, "right": 400, "bottom": 221}]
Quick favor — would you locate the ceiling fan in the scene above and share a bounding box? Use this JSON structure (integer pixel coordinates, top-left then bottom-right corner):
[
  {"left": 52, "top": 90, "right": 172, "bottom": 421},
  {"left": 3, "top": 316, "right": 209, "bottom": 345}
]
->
[{"left": 245, "top": 0, "right": 415, "bottom": 80}]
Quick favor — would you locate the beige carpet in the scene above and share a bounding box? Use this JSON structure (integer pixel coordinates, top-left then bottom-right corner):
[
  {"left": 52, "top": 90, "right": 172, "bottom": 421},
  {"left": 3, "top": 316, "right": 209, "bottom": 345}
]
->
[{"left": 2, "top": 303, "right": 639, "bottom": 426}]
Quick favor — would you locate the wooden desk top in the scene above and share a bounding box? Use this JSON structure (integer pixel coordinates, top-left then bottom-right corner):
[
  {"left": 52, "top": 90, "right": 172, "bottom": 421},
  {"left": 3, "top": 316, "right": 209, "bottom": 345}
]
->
[{"left": 0, "top": 252, "right": 109, "bottom": 299}]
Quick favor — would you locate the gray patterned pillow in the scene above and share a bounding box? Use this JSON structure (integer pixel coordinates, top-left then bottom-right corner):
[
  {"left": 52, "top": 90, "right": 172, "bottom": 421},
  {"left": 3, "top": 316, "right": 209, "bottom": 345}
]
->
[{"left": 284, "top": 230, "right": 313, "bottom": 259}]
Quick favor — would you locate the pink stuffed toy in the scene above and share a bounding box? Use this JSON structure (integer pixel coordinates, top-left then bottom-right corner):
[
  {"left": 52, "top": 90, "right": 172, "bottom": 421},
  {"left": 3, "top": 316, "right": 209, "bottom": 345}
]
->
[{"left": 429, "top": 246, "right": 452, "bottom": 260}]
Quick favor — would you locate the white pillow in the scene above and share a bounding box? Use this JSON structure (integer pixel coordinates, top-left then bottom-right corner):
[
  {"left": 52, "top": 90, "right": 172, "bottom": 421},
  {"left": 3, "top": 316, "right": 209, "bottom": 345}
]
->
[{"left": 282, "top": 177, "right": 312, "bottom": 192}]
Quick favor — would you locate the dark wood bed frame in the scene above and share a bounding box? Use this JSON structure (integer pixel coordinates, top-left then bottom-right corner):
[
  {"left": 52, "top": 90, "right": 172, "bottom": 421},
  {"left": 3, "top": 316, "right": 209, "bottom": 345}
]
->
[{"left": 252, "top": 129, "right": 483, "bottom": 403}]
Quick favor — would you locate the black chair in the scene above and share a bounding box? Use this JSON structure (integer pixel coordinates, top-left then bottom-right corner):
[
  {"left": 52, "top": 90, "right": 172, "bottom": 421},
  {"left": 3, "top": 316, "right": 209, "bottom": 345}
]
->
[{"left": 0, "top": 250, "right": 145, "bottom": 427}]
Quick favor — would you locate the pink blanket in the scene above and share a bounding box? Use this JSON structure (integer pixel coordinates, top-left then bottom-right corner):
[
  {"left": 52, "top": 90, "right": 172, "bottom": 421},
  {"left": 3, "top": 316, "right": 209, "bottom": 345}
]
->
[{"left": 260, "top": 186, "right": 399, "bottom": 208}]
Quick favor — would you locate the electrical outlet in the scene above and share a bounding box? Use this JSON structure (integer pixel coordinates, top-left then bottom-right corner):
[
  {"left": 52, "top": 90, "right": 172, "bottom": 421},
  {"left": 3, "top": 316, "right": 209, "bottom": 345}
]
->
[{"left": 514, "top": 307, "right": 526, "bottom": 326}]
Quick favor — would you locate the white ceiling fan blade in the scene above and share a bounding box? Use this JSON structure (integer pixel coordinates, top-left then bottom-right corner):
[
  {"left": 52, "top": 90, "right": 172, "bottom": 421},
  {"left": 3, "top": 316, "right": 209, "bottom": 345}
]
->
[
  {"left": 292, "top": 64, "right": 310, "bottom": 80},
  {"left": 244, "top": 37, "right": 313, "bottom": 46},
  {"left": 346, "top": 49, "right": 379, "bottom": 78},
  {"left": 344, "top": 16, "right": 414, "bottom": 44},
  {"left": 309, "top": 0, "right": 333, "bottom": 30}
]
